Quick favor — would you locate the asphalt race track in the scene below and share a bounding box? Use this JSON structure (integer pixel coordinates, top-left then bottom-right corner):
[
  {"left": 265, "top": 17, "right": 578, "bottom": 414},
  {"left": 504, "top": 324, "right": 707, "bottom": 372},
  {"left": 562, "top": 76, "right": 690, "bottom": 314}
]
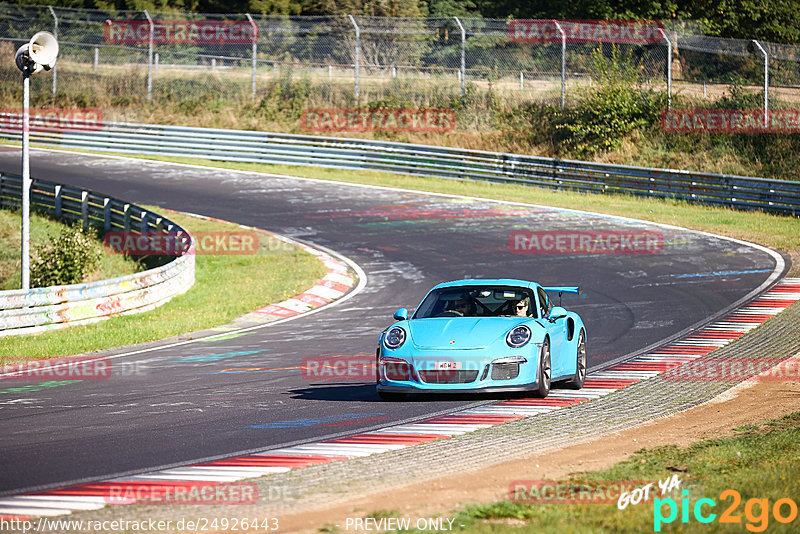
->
[{"left": 0, "top": 148, "right": 784, "bottom": 495}]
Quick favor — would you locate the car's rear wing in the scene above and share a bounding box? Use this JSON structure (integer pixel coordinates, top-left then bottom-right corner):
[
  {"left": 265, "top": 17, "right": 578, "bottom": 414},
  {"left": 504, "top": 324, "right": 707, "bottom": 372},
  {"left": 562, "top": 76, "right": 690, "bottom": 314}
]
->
[{"left": 543, "top": 286, "right": 581, "bottom": 295}]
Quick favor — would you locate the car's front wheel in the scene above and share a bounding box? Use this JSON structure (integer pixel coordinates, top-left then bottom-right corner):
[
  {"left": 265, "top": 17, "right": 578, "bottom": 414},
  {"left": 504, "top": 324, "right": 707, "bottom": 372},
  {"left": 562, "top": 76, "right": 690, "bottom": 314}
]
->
[
  {"left": 566, "top": 330, "right": 587, "bottom": 390},
  {"left": 535, "top": 338, "right": 551, "bottom": 398}
]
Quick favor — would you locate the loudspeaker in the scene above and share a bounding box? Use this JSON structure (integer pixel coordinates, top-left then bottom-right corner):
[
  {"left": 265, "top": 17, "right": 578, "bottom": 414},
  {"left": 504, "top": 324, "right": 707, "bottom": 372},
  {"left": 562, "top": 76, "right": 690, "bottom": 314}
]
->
[
  {"left": 15, "top": 31, "right": 59, "bottom": 74},
  {"left": 28, "top": 31, "right": 59, "bottom": 70}
]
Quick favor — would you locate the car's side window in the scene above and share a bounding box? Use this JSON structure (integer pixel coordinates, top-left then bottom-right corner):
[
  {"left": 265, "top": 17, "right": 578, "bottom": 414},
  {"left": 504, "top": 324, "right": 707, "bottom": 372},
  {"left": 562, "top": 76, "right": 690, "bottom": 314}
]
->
[{"left": 537, "top": 287, "right": 549, "bottom": 318}]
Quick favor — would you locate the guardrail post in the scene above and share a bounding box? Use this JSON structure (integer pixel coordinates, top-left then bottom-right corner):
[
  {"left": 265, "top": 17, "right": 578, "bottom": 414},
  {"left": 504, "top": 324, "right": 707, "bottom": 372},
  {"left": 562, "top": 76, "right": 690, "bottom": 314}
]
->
[
  {"left": 348, "top": 15, "right": 360, "bottom": 99},
  {"left": 659, "top": 28, "right": 672, "bottom": 109},
  {"left": 93, "top": 47, "right": 99, "bottom": 71},
  {"left": 81, "top": 190, "right": 89, "bottom": 228},
  {"left": 140, "top": 210, "right": 148, "bottom": 233},
  {"left": 246, "top": 13, "right": 258, "bottom": 96},
  {"left": 554, "top": 20, "right": 566, "bottom": 109},
  {"left": 103, "top": 197, "right": 111, "bottom": 231},
  {"left": 753, "top": 40, "right": 769, "bottom": 128},
  {"left": 144, "top": 10, "right": 154, "bottom": 103},
  {"left": 48, "top": 6, "right": 58, "bottom": 95},
  {"left": 54, "top": 184, "right": 62, "bottom": 219},
  {"left": 454, "top": 17, "right": 466, "bottom": 98},
  {"left": 123, "top": 203, "right": 131, "bottom": 231}
]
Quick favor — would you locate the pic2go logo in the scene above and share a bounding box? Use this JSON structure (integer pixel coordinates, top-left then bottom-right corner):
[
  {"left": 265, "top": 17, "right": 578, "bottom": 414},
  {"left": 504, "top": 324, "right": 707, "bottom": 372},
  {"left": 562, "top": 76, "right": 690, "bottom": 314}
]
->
[{"left": 654, "top": 489, "right": 799, "bottom": 532}]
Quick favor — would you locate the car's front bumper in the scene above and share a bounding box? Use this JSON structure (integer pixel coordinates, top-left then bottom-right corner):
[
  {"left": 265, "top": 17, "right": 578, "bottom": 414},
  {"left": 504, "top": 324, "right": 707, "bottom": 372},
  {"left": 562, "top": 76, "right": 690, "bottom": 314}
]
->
[{"left": 376, "top": 381, "right": 542, "bottom": 395}]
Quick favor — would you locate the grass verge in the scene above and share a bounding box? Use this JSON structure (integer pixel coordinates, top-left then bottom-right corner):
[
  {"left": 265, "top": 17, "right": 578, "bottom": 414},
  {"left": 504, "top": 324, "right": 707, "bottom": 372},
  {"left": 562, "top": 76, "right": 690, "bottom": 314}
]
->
[
  {"left": 0, "top": 208, "right": 328, "bottom": 359},
  {"left": 398, "top": 411, "right": 800, "bottom": 533},
  {"left": 0, "top": 208, "right": 138, "bottom": 291}
]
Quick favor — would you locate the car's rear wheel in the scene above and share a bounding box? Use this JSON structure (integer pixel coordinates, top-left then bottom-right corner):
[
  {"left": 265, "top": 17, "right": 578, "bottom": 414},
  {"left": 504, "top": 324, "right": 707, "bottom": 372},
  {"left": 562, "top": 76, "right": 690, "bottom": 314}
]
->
[
  {"left": 566, "top": 330, "right": 587, "bottom": 390},
  {"left": 535, "top": 338, "right": 551, "bottom": 398}
]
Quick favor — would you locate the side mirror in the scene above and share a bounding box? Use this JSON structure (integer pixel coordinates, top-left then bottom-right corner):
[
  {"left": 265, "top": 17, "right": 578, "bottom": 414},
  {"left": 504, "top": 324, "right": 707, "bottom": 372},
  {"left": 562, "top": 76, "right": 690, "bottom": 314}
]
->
[
  {"left": 393, "top": 308, "right": 408, "bottom": 321},
  {"left": 548, "top": 306, "right": 568, "bottom": 320}
]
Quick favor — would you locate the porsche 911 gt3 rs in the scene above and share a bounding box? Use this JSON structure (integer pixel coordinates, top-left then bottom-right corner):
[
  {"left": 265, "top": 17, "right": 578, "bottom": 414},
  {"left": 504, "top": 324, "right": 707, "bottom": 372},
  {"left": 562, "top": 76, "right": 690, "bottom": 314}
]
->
[{"left": 376, "top": 279, "right": 586, "bottom": 400}]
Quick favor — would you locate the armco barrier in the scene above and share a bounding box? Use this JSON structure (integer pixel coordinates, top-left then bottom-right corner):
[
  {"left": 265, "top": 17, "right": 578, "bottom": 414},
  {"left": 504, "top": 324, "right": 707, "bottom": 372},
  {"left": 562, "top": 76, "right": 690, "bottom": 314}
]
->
[
  {"left": 0, "top": 173, "right": 195, "bottom": 336},
  {"left": 1, "top": 115, "right": 799, "bottom": 215}
]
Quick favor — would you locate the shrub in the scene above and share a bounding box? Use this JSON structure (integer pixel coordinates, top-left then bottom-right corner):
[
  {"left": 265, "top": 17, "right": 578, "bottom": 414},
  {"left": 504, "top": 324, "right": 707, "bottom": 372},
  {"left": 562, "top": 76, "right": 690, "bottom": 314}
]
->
[
  {"left": 30, "top": 223, "right": 102, "bottom": 288},
  {"left": 554, "top": 46, "right": 667, "bottom": 156}
]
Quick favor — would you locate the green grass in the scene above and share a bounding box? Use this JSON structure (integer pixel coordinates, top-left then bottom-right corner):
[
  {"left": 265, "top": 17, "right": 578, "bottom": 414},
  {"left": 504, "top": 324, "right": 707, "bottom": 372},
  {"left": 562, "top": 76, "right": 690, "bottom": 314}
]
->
[
  {"left": 0, "top": 208, "right": 328, "bottom": 359},
  {"left": 0, "top": 208, "right": 139, "bottom": 291},
  {"left": 384, "top": 412, "right": 800, "bottom": 533}
]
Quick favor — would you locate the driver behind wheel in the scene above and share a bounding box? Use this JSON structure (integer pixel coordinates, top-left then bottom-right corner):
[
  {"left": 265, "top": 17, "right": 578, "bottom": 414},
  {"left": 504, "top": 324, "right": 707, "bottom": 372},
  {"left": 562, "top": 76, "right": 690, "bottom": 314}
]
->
[{"left": 452, "top": 298, "right": 476, "bottom": 316}]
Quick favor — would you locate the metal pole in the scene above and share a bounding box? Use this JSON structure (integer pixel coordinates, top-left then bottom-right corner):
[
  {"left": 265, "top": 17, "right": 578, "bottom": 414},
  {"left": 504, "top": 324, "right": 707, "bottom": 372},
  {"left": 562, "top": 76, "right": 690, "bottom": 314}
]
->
[
  {"left": 454, "top": 17, "right": 466, "bottom": 98},
  {"left": 753, "top": 40, "right": 769, "bottom": 128},
  {"left": 554, "top": 21, "right": 565, "bottom": 109},
  {"left": 93, "top": 47, "right": 98, "bottom": 70},
  {"left": 659, "top": 29, "right": 672, "bottom": 109},
  {"left": 348, "top": 15, "right": 360, "bottom": 99},
  {"left": 246, "top": 14, "right": 257, "bottom": 96},
  {"left": 144, "top": 10, "right": 153, "bottom": 102},
  {"left": 48, "top": 6, "right": 58, "bottom": 95},
  {"left": 21, "top": 73, "right": 30, "bottom": 290}
]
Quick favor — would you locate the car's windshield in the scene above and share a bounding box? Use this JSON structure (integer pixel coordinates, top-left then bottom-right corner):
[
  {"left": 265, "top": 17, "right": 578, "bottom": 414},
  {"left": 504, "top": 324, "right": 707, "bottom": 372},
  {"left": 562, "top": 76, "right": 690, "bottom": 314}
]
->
[{"left": 413, "top": 286, "right": 536, "bottom": 319}]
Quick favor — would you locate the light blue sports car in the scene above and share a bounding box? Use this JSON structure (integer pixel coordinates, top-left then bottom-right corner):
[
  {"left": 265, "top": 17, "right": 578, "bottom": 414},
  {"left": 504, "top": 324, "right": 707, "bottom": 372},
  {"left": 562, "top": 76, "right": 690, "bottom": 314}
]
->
[{"left": 376, "top": 279, "right": 586, "bottom": 400}]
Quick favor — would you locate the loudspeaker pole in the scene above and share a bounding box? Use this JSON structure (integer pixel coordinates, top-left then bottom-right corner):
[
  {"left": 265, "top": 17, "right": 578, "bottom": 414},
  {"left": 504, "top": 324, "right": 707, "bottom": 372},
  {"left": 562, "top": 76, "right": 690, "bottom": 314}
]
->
[
  {"left": 14, "top": 31, "right": 58, "bottom": 290},
  {"left": 21, "top": 70, "right": 30, "bottom": 290}
]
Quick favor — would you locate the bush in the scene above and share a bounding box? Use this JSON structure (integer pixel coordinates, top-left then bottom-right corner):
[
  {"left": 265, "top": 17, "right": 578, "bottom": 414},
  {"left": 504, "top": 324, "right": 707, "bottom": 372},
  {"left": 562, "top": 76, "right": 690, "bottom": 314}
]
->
[
  {"left": 554, "top": 46, "right": 667, "bottom": 156},
  {"left": 30, "top": 224, "right": 102, "bottom": 288}
]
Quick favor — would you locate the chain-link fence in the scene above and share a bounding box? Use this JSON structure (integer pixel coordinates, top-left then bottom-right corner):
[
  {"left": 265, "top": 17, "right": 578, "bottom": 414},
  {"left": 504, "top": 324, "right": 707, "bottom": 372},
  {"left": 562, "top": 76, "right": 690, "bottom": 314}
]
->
[{"left": 2, "top": 3, "right": 800, "bottom": 121}]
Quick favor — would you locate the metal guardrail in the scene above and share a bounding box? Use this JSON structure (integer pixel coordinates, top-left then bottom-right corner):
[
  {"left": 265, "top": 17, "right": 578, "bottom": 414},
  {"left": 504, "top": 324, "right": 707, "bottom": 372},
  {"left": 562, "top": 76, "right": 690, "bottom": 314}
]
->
[
  {"left": 1, "top": 116, "right": 799, "bottom": 215},
  {"left": 0, "top": 173, "right": 195, "bottom": 336}
]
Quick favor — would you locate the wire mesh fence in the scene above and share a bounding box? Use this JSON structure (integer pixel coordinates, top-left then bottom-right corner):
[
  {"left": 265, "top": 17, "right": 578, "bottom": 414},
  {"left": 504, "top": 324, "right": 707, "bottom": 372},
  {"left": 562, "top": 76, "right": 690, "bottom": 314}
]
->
[{"left": 1, "top": 3, "right": 800, "bottom": 122}]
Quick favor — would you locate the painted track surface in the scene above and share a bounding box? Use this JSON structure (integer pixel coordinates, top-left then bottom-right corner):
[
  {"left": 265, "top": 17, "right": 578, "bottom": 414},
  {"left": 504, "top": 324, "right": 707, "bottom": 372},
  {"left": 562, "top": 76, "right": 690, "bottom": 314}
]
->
[{"left": 0, "top": 149, "right": 783, "bottom": 496}]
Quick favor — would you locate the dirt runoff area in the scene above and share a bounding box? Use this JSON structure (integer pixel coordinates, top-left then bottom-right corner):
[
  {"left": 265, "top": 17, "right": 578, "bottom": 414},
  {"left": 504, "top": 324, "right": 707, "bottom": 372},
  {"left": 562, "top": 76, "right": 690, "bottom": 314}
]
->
[{"left": 276, "top": 353, "right": 800, "bottom": 534}]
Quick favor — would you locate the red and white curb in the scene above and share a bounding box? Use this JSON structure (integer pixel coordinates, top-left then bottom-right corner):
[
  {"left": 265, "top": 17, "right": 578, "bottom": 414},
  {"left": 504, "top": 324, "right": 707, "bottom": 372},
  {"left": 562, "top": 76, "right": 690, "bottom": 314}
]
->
[
  {"left": 246, "top": 241, "right": 356, "bottom": 322},
  {"left": 2, "top": 278, "right": 798, "bottom": 519},
  {"left": 158, "top": 211, "right": 358, "bottom": 324}
]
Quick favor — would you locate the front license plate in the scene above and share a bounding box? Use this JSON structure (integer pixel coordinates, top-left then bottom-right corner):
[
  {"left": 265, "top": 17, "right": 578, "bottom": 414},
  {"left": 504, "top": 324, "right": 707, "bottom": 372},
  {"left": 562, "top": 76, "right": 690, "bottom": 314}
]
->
[{"left": 435, "top": 361, "right": 462, "bottom": 370}]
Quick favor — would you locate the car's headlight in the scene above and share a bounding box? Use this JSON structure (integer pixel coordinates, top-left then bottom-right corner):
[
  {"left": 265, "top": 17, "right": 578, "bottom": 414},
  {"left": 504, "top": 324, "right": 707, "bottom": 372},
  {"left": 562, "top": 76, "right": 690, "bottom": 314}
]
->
[
  {"left": 384, "top": 326, "right": 406, "bottom": 349},
  {"left": 506, "top": 325, "right": 531, "bottom": 348}
]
